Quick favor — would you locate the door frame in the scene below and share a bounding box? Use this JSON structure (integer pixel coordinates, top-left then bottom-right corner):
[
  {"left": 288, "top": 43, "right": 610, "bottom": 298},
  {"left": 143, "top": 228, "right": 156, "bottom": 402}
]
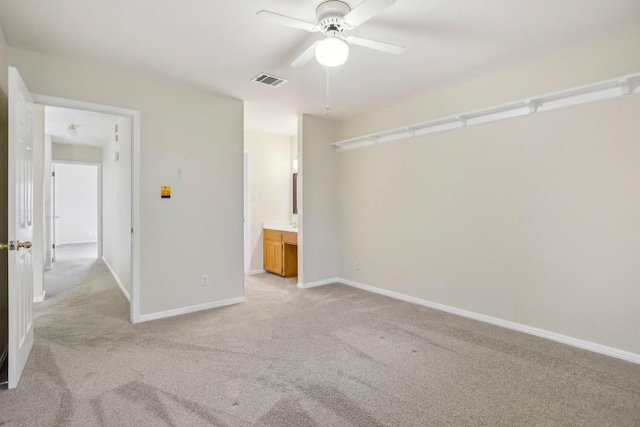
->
[
  {"left": 243, "top": 150, "right": 251, "bottom": 277},
  {"left": 33, "top": 94, "right": 141, "bottom": 323},
  {"left": 51, "top": 160, "right": 103, "bottom": 258}
]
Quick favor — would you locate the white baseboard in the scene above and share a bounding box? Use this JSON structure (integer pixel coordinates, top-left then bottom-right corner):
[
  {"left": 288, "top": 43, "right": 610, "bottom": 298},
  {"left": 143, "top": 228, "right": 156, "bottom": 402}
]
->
[
  {"left": 138, "top": 297, "right": 246, "bottom": 323},
  {"left": 336, "top": 278, "right": 640, "bottom": 365},
  {"left": 297, "top": 278, "right": 341, "bottom": 289},
  {"left": 33, "top": 290, "right": 46, "bottom": 303},
  {"left": 102, "top": 257, "right": 130, "bottom": 301},
  {"left": 249, "top": 269, "right": 266, "bottom": 275}
]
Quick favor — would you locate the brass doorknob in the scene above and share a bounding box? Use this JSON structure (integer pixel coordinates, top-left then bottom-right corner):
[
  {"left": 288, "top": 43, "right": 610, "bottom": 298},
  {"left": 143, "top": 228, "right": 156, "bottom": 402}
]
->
[
  {"left": 0, "top": 243, "right": 7, "bottom": 250},
  {"left": 17, "top": 241, "right": 32, "bottom": 249}
]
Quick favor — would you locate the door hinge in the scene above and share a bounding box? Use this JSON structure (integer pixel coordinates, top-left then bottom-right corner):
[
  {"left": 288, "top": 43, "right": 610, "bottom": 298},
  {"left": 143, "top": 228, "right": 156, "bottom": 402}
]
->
[
  {"left": 131, "top": 227, "right": 134, "bottom": 234},
  {"left": 52, "top": 171, "right": 55, "bottom": 177}
]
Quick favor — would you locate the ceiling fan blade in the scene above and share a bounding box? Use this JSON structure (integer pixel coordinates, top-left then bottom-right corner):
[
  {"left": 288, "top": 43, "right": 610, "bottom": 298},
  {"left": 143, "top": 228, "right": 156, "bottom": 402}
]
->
[
  {"left": 291, "top": 42, "right": 319, "bottom": 67},
  {"left": 344, "top": 36, "right": 405, "bottom": 55},
  {"left": 343, "top": 0, "right": 396, "bottom": 28},
  {"left": 256, "top": 10, "right": 320, "bottom": 32}
]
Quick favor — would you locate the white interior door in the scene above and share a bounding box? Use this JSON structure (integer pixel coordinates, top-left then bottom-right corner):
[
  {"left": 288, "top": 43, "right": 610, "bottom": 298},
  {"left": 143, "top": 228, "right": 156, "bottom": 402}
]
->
[{"left": 7, "top": 67, "right": 35, "bottom": 389}]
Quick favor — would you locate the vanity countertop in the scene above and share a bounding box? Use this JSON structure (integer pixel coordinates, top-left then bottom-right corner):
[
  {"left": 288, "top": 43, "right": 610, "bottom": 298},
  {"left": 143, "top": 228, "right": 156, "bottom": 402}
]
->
[{"left": 263, "top": 221, "right": 298, "bottom": 233}]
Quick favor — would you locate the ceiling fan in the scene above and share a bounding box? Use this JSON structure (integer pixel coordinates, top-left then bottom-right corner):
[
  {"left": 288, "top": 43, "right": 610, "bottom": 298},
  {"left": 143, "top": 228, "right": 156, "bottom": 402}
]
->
[{"left": 257, "top": 0, "right": 405, "bottom": 67}]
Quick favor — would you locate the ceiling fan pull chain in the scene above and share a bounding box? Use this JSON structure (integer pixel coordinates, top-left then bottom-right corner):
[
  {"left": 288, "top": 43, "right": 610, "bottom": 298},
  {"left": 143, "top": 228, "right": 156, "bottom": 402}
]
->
[{"left": 326, "top": 67, "right": 331, "bottom": 116}]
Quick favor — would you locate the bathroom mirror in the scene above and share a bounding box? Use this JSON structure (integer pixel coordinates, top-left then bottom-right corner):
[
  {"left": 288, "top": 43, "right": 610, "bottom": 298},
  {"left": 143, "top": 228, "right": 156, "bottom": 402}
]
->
[{"left": 293, "top": 173, "right": 298, "bottom": 214}]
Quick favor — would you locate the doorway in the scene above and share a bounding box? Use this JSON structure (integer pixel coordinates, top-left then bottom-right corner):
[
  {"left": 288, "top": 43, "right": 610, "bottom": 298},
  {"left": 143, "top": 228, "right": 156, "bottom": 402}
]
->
[
  {"left": 242, "top": 130, "right": 301, "bottom": 290},
  {"left": 33, "top": 95, "right": 141, "bottom": 324},
  {"left": 41, "top": 104, "right": 134, "bottom": 305},
  {"left": 4, "top": 67, "right": 141, "bottom": 389},
  {"left": 52, "top": 162, "right": 100, "bottom": 263}
]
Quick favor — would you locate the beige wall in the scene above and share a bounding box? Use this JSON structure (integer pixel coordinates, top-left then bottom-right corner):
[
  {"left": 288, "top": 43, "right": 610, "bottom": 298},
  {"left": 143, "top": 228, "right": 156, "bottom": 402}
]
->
[
  {"left": 299, "top": 115, "right": 340, "bottom": 285},
  {"left": 52, "top": 142, "right": 103, "bottom": 163},
  {"left": 102, "top": 118, "right": 132, "bottom": 295},
  {"left": 0, "top": 23, "right": 9, "bottom": 358},
  {"left": 338, "top": 25, "right": 640, "bottom": 140},
  {"left": 329, "top": 28, "right": 640, "bottom": 355},
  {"left": 338, "top": 95, "right": 640, "bottom": 354},
  {"left": 244, "top": 131, "right": 291, "bottom": 273},
  {"left": 9, "top": 48, "right": 244, "bottom": 317},
  {"left": 0, "top": 25, "right": 7, "bottom": 94}
]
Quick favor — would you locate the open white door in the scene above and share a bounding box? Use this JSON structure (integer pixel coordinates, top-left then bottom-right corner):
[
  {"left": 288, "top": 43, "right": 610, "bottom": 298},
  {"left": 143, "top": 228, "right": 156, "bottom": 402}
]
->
[{"left": 7, "top": 67, "right": 35, "bottom": 389}]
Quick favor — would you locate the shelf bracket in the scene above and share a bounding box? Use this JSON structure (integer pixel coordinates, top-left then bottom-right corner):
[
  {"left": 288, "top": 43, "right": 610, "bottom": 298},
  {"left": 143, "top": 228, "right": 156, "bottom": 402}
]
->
[
  {"left": 620, "top": 78, "right": 631, "bottom": 96},
  {"left": 525, "top": 100, "right": 540, "bottom": 113}
]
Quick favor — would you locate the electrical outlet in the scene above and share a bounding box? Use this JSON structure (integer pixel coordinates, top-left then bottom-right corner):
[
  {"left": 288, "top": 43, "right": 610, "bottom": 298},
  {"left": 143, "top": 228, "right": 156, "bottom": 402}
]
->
[
  {"left": 355, "top": 262, "right": 360, "bottom": 271},
  {"left": 201, "top": 274, "right": 208, "bottom": 286}
]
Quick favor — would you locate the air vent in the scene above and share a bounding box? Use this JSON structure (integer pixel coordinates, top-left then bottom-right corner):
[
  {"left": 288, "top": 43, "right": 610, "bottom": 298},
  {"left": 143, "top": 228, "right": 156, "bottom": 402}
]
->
[{"left": 252, "top": 73, "right": 288, "bottom": 88}]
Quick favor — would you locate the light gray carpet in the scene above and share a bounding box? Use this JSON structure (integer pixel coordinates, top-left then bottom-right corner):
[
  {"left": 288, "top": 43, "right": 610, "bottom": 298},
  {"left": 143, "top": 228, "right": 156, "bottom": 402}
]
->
[
  {"left": 54, "top": 242, "right": 98, "bottom": 263},
  {"left": 0, "top": 255, "right": 639, "bottom": 426}
]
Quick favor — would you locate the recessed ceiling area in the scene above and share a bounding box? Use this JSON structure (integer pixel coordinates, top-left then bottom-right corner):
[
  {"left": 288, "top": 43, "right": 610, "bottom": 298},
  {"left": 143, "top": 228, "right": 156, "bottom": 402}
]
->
[
  {"left": 2, "top": 0, "right": 639, "bottom": 128},
  {"left": 45, "top": 106, "right": 121, "bottom": 147}
]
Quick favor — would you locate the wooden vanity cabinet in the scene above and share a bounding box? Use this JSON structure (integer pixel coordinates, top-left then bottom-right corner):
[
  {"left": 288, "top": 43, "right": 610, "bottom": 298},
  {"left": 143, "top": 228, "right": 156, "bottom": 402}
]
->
[{"left": 263, "top": 229, "right": 298, "bottom": 277}]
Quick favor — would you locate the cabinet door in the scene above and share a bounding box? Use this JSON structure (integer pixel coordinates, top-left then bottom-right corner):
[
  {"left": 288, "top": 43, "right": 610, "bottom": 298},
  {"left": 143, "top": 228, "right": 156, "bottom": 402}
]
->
[
  {"left": 264, "top": 240, "right": 283, "bottom": 275},
  {"left": 272, "top": 242, "right": 283, "bottom": 275},
  {"left": 283, "top": 244, "right": 298, "bottom": 277},
  {"left": 264, "top": 240, "right": 274, "bottom": 272}
]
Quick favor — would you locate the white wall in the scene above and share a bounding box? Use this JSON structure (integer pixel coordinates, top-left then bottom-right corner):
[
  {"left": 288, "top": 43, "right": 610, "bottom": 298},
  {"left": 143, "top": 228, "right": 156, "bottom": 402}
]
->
[
  {"left": 244, "top": 131, "right": 291, "bottom": 273},
  {"left": 103, "top": 117, "right": 131, "bottom": 295},
  {"left": 330, "top": 27, "right": 640, "bottom": 355},
  {"left": 31, "top": 104, "right": 45, "bottom": 300},
  {"left": 298, "top": 115, "right": 340, "bottom": 285},
  {"left": 52, "top": 142, "right": 102, "bottom": 163},
  {"left": 290, "top": 135, "right": 298, "bottom": 223},
  {"left": 54, "top": 163, "right": 98, "bottom": 245},
  {"left": 9, "top": 48, "right": 244, "bottom": 317},
  {"left": 43, "top": 134, "right": 52, "bottom": 270}
]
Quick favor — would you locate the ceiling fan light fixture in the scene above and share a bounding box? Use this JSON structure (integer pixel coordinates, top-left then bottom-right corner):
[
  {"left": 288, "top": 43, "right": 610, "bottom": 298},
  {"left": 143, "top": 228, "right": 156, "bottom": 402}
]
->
[
  {"left": 66, "top": 124, "right": 78, "bottom": 138},
  {"left": 315, "top": 38, "right": 349, "bottom": 67}
]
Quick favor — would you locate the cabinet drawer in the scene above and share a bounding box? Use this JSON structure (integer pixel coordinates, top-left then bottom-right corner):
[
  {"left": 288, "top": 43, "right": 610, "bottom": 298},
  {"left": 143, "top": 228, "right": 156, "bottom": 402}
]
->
[
  {"left": 283, "top": 232, "right": 298, "bottom": 245},
  {"left": 264, "top": 229, "right": 282, "bottom": 242}
]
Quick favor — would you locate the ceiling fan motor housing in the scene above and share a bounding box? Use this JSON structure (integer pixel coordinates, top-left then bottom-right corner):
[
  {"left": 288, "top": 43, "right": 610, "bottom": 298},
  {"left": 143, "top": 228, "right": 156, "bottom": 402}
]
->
[{"left": 316, "top": 1, "right": 351, "bottom": 35}]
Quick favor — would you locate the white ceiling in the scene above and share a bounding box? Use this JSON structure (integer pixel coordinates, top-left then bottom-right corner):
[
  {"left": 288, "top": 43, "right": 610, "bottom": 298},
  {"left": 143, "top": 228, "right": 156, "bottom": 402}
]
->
[
  {"left": 2, "top": 1, "right": 639, "bottom": 135},
  {"left": 45, "top": 106, "right": 120, "bottom": 147}
]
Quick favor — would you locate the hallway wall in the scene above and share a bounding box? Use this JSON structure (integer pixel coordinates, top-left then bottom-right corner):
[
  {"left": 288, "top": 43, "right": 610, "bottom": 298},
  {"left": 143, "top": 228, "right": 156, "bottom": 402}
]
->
[
  {"left": 8, "top": 48, "right": 244, "bottom": 319},
  {"left": 102, "top": 117, "right": 132, "bottom": 296},
  {"left": 52, "top": 143, "right": 102, "bottom": 163}
]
